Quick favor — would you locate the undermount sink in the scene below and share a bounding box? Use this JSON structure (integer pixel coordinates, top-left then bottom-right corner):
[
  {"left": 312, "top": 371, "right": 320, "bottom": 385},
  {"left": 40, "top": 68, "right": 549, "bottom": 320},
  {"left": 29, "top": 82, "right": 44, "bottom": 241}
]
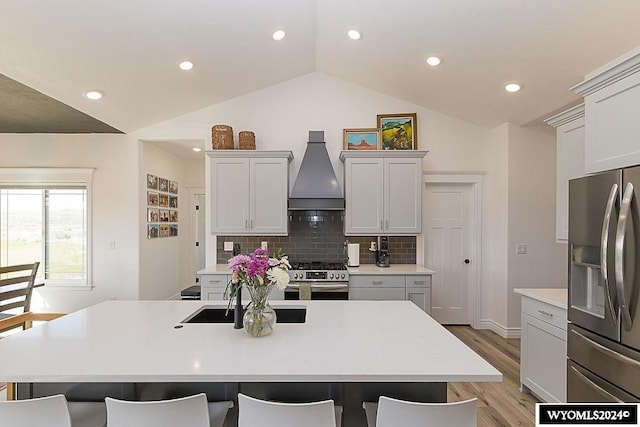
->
[{"left": 182, "top": 305, "right": 307, "bottom": 324}]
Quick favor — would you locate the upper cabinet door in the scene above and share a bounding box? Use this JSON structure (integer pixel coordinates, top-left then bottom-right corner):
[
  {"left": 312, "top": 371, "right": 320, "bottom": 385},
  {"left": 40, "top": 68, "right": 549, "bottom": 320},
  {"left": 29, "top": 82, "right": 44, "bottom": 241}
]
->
[
  {"left": 545, "top": 104, "right": 585, "bottom": 243},
  {"left": 250, "top": 157, "right": 289, "bottom": 235},
  {"left": 210, "top": 157, "right": 250, "bottom": 234},
  {"left": 341, "top": 151, "right": 428, "bottom": 236},
  {"left": 384, "top": 157, "right": 422, "bottom": 234},
  {"left": 571, "top": 49, "right": 640, "bottom": 173},
  {"left": 207, "top": 151, "right": 292, "bottom": 236},
  {"left": 344, "top": 157, "right": 384, "bottom": 235}
]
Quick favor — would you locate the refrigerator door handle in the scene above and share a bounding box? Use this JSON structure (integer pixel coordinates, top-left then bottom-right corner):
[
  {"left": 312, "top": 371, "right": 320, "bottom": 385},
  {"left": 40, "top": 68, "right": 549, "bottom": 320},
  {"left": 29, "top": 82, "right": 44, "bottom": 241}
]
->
[
  {"left": 601, "top": 183, "right": 619, "bottom": 323},
  {"left": 615, "top": 182, "right": 634, "bottom": 331},
  {"left": 568, "top": 365, "right": 624, "bottom": 403}
]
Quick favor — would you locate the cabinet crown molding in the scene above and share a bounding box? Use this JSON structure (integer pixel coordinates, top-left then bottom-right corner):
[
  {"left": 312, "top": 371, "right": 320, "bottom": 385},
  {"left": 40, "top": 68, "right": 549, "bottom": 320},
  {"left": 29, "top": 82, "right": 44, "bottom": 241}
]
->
[
  {"left": 544, "top": 104, "right": 585, "bottom": 128},
  {"left": 206, "top": 150, "right": 293, "bottom": 161},
  {"left": 571, "top": 51, "right": 640, "bottom": 97},
  {"left": 339, "top": 150, "right": 428, "bottom": 161}
]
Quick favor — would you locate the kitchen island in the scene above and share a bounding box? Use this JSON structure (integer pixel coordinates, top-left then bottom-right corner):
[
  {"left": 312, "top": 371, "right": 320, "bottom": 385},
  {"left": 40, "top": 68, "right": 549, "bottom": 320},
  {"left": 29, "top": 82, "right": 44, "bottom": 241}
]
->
[{"left": 0, "top": 300, "right": 500, "bottom": 426}]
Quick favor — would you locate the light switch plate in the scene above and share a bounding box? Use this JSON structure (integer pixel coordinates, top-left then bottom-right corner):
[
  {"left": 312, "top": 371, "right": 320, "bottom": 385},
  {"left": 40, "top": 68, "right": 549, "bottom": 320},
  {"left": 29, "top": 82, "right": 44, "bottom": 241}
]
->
[
  {"left": 515, "top": 244, "right": 527, "bottom": 254},
  {"left": 224, "top": 241, "right": 234, "bottom": 251}
]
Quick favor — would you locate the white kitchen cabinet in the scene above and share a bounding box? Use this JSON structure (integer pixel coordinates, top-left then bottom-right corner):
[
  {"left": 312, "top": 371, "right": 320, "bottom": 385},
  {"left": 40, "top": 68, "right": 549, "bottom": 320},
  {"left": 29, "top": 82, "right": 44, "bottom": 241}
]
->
[
  {"left": 349, "top": 274, "right": 406, "bottom": 301},
  {"left": 200, "top": 273, "right": 230, "bottom": 301},
  {"left": 572, "top": 48, "right": 640, "bottom": 173},
  {"left": 340, "top": 151, "right": 427, "bottom": 236},
  {"left": 349, "top": 273, "right": 431, "bottom": 314},
  {"left": 544, "top": 104, "right": 585, "bottom": 242},
  {"left": 518, "top": 293, "right": 567, "bottom": 403},
  {"left": 207, "top": 150, "right": 293, "bottom": 235},
  {"left": 199, "top": 273, "right": 284, "bottom": 301},
  {"left": 405, "top": 275, "right": 431, "bottom": 314}
]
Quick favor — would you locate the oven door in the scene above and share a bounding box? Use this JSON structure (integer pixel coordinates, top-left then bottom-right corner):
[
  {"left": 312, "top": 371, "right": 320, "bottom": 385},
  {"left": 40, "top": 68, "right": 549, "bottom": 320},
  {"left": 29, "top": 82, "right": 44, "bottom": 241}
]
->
[{"left": 285, "top": 283, "right": 349, "bottom": 300}]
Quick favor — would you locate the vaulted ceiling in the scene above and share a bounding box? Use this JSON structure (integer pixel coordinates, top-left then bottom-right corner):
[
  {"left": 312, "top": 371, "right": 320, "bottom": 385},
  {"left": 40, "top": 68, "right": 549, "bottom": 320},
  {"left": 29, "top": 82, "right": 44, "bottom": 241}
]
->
[{"left": 2, "top": 0, "right": 640, "bottom": 134}]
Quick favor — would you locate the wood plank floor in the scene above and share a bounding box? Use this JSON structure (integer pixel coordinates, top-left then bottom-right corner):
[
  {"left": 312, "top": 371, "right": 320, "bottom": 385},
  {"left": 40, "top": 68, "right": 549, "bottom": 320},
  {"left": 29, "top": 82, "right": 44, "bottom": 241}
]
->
[{"left": 446, "top": 326, "right": 540, "bottom": 427}]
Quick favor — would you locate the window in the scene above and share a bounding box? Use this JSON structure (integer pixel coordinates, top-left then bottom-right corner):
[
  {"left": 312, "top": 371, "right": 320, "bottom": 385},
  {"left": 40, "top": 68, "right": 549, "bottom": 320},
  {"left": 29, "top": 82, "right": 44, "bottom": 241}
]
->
[{"left": 0, "top": 169, "right": 93, "bottom": 287}]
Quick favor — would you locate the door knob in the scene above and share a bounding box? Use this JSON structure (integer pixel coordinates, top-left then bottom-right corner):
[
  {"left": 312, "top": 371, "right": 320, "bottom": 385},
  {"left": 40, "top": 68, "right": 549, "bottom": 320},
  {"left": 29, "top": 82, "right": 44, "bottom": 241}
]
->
[{"left": 464, "top": 259, "right": 470, "bottom": 264}]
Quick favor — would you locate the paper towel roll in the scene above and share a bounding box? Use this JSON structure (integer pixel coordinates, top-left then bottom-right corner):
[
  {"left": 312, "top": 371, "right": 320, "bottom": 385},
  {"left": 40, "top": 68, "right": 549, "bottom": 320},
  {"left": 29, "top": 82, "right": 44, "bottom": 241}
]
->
[{"left": 348, "top": 243, "right": 360, "bottom": 266}]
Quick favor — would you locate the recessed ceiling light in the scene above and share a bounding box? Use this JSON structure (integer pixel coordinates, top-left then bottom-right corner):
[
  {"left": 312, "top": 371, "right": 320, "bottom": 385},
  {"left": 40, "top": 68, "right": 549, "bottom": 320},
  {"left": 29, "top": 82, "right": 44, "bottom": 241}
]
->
[
  {"left": 272, "top": 30, "right": 286, "bottom": 41},
  {"left": 505, "top": 82, "right": 523, "bottom": 93},
  {"left": 192, "top": 147, "right": 202, "bottom": 152},
  {"left": 347, "top": 29, "right": 361, "bottom": 40},
  {"left": 85, "top": 90, "right": 103, "bottom": 100},
  {"left": 179, "top": 60, "right": 194, "bottom": 71},
  {"left": 425, "top": 56, "right": 441, "bottom": 67}
]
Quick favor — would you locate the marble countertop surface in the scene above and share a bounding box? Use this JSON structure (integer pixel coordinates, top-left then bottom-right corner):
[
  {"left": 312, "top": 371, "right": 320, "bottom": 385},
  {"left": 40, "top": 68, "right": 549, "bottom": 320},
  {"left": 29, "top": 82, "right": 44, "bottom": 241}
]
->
[
  {"left": 514, "top": 288, "right": 568, "bottom": 309},
  {"left": 0, "top": 300, "right": 499, "bottom": 383}
]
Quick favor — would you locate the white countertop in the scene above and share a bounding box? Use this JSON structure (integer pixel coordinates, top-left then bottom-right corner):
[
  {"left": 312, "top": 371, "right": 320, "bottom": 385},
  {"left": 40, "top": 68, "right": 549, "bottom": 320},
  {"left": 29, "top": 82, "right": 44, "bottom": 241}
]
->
[
  {"left": 199, "top": 264, "right": 436, "bottom": 276},
  {"left": 514, "top": 288, "right": 568, "bottom": 309},
  {"left": 197, "top": 265, "right": 231, "bottom": 275},
  {"left": 347, "top": 264, "right": 436, "bottom": 275},
  {"left": 0, "top": 300, "right": 500, "bottom": 384}
]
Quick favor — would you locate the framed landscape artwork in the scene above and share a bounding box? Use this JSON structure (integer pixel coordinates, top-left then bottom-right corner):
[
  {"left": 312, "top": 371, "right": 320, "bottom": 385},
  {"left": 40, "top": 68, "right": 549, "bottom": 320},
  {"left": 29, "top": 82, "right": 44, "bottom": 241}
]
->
[
  {"left": 343, "top": 128, "right": 380, "bottom": 150},
  {"left": 377, "top": 113, "right": 417, "bottom": 150}
]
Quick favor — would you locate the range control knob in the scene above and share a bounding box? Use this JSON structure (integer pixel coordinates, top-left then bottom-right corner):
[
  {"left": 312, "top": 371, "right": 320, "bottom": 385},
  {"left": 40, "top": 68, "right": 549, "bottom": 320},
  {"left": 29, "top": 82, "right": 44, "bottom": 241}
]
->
[
  {"left": 341, "top": 273, "right": 346, "bottom": 279},
  {"left": 329, "top": 273, "right": 334, "bottom": 279}
]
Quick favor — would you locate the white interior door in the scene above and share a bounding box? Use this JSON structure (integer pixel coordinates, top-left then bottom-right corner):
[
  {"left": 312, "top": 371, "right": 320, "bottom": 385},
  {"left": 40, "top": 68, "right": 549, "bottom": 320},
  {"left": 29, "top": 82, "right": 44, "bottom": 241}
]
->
[{"left": 425, "top": 183, "right": 473, "bottom": 324}]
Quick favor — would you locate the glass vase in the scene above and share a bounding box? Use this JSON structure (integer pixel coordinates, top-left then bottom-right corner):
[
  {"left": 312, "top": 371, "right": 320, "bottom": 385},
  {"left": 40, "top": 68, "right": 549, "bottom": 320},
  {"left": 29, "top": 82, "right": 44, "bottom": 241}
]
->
[{"left": 243, "top": 283, "right": 277, "bottom": 337}]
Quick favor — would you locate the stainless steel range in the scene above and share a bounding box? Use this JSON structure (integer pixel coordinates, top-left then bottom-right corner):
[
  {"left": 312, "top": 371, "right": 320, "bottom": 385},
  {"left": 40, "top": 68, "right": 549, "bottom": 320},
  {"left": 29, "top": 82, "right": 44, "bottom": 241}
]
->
[{"left": 285, "top": 262, "right": 349, "bottom": 300}]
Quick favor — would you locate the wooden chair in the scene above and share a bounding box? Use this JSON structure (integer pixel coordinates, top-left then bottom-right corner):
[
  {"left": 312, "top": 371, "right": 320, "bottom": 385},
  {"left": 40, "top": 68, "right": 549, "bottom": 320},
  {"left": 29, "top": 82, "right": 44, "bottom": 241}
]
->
[
  {"left": 1, "top": 262, "right": 66, "bottom": 400},
  {"left": 0, "top": 262, "right": 40, "bottom": 333},
  {"left": 363, "top": 396, "right": 478, "bottom": 427}
]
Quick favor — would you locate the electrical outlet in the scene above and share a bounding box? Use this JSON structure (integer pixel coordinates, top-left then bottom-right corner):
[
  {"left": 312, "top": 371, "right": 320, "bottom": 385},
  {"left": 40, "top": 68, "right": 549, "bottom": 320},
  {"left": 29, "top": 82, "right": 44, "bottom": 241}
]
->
[
  {"left": 261, "top": 241, "right": 268, "bottom": 250},
  {"left": 515, "top": 244, "right": 527, "bottom": 254},
  {"left": 224, "top": 241, "right": 234, "bottom": 251}
]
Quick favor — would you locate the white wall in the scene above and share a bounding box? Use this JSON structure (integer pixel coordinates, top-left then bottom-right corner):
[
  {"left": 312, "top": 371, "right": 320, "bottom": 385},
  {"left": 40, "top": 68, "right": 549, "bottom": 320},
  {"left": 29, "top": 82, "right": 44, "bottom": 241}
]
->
[
  {"left": 138, "top": 142, "right": 204, "bottom": 300},
  {"left": 507, "top": 124, "right": 567, "bottom": 327},
  {"left": 0, "top": 133, "right": 139, "bottom": 313},
  {"left": 481, "top": 124, "right": 509, "bottom": 330}
]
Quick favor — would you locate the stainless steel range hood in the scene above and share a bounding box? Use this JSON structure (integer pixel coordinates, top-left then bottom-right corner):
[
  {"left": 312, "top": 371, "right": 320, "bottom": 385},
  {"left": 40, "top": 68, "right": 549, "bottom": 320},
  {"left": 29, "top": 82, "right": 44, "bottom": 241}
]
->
[{"left": 288, "top": 131, "right": 344, "bottom": 210}]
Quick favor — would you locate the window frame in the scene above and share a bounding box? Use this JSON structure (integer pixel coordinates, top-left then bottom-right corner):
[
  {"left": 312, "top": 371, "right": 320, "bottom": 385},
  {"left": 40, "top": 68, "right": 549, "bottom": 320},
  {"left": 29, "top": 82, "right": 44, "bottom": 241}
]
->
[{"left": 0, "top": 168, "right": 94, "bottom": 289}]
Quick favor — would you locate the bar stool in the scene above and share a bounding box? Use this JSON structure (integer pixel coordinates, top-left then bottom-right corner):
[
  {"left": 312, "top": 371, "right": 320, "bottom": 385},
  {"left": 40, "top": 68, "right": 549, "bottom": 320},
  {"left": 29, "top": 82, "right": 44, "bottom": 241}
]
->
[
  {"left": 363, "top": 396, "right": 478, "bottom": 427},
  {"left": 105, "top": 393, "right": 233, "bottom": 427},
  {"left": 238, "top": 393, "right": 340, "bottom": 427},
  {"left": 0, "top": 394, "right": 72, "bottom": 426}
]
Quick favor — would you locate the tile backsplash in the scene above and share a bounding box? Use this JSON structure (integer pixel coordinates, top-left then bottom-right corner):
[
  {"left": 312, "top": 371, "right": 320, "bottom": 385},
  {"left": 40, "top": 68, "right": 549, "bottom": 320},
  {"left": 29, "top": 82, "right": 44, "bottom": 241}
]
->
[{"left": 216, "top": 211, "right": 416, "bottom": 264}]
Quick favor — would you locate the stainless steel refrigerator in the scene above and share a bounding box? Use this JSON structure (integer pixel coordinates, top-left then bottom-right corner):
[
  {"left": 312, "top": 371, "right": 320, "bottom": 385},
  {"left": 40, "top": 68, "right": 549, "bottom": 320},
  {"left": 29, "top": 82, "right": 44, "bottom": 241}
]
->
[{"left": 568, "top": 166, "right": 640, "bottom": 402}]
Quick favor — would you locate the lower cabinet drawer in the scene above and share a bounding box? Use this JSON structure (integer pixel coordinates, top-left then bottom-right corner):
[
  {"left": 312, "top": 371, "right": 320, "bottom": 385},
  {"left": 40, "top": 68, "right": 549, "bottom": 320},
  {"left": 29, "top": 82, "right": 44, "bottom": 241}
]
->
[
  {"left": 349, "top": 287, "right": 405, "bottom": 301},
  {"left": 350, "top": 275, "right": 405, "bottom": 288},
  {"left": 405, "top": 275, "right": 431, "bottom": 287},
  {"left": 522, "top": 296, "right": 567, "bottom": 330}
]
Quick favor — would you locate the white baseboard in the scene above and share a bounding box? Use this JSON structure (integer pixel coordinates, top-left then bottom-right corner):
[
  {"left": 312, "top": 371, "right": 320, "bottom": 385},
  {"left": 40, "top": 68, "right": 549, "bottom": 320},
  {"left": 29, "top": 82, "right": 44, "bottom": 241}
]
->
[{"left": 477, "top": 319, "right": 521, "bottom": 339}]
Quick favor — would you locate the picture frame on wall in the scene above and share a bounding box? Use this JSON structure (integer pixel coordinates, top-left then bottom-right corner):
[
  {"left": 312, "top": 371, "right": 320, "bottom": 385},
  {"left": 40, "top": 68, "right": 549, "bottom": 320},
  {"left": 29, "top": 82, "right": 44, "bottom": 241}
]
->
[
  {"left": 343, "top": 128, "right": 380, "bottom": 150},
  {"left": 147, "top": 208, "right": 159, "bottom": 223},
  {"left": 147, "top": 191, "right": 159, "bottom": 206},
  {"left": 169, "top": 225, "right": 178, "bottom": 237},
  {"left": 169, "top": 195, "right": 178, "bottom": 208},
  {"left": 170, "top": 210, "right": 178, "bottom": 222},
  {"left": 147, "top": 174, "right": 158, "bottom": 190},
  {"left": 159, "top": 224, "right": 170, "bottom": 238},
  {"left": 159, "top": 209, "right": 170, "bottom": 222},
  {"left": 159, "top": 178, "right": 169, "bottom": 192},
  {"left": 169, "top": 180, "right": 178, "bottom": 194},
  {"left": 159, "top": 193, "right": 169, "bottom": 207},
  {"left": 376, "top": 113, "right": 417, "bottom": 150},
  {"left": 147, "top": 224, "right": 159, "bottom": 239}
]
